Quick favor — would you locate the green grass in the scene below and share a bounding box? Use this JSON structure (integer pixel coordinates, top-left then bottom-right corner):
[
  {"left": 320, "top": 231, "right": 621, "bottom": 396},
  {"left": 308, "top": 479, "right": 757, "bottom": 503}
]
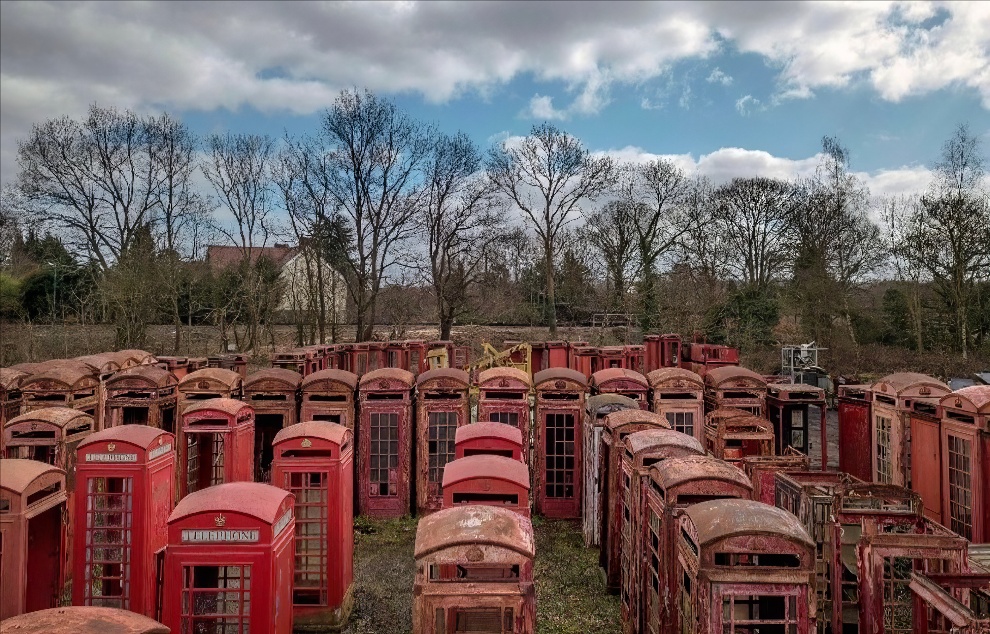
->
[{"left": 342, "top": 515, "right": 621, "bottom": 633}]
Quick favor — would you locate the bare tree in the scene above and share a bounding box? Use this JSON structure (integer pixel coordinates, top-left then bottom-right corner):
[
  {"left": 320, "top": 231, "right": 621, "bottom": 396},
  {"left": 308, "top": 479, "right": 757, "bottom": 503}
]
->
[
  {"left": 16, "top": 105, "right": 164, "bottom": 269},
  {"left": 421, "top": 131, "right": 503, "bottom": 339},
  {"left": 711, "top": 177, "right": 802, "bottom": 290},
  {"left": 201, "top": 133, "right": 276, "bottom": 352},
  {"left": 620, "top": 159, "right": 696, "bottom": 331},
  {"left": 583, "top": 200, "right": 638, "bottom": 312},
  {"left": 488, "top": 122, "right": 617, "bottom": 335},
  {"left": 880, "top": 194, "right": 928, "bottom": 351},
  {"left": 898, "top": 125, "right": 990, "bottom": 358},
  {"left": 792, "top": 137, "right": 885, "bottom": 345},
  {"left": 305, "top": 89, "right": 432, "bottom": 342}
]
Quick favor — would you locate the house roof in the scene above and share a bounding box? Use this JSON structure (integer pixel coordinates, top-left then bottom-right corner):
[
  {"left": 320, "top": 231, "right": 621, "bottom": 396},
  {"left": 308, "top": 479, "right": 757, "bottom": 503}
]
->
[{"left": 206, "top": 244, "right": 299, "bottom": 270}]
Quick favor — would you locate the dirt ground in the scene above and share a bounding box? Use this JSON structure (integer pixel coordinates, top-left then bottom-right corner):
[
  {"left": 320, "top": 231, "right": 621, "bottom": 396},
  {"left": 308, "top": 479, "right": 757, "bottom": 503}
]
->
[{"left": 342, "top": 517, "right": 620, "bottom": 634}]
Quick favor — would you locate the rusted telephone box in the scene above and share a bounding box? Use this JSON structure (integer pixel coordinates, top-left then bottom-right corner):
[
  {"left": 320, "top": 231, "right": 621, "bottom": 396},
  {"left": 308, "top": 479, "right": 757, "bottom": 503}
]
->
[
  {"left": 156, "top": 355, "right": 190, "bottom": 381},
  {"left": 300, "top": 368, "right": 358, "bottom": 430},
  {"left": 20, "top": 361, "right": 101, "bottom": 426},
  {"left": 243, "top": 368, "right": 302, "bottom": 482},
  {"left": 703, "top": 365, "right": 767, "bottom": 416},
  {"left": 642, "top": 455, "right": 753, "bottom": 634},
  {"left": 545, "top": 340, "right": 570, "bottom": 368},
  {"left": 358, "top": 368, "right": 415, "bottom": 518},
  {"left": 582, "top": 394, "right": 639, "bottom": 547},
  {"left": 272, "top": 349, "right": 308, "bottom": 375},
  {"left": 647, "top": 367, "right": 705, "bottom": 442},
  {"left": 0, "top": 606, "right": 169, "bottom": 633},
  {"left": 741, "top": 451, "right": 811, "bottom": 505},
  {"left": 114, "top": 350, "right": 157, "bottom": 369},
  {"left": 827, "top": 483, "right": 925, "bottom": 634},
  {"left": 0, "top": 367, "right": 26, "bottom": 427},
  {"left": 676, "top": 500, "right": 816, "bottom": 634},
  {"left": 0, "top": 459, "right": 67, "bottom": 619},
  {"left": 600, "top": 409, "right": 670, "bottom": 592},
  {"left": 416, "top": 368, "right": 471, "bottom": 515},
  {"left": 103, "top": 366, "right": 179, "bottom": 433},
  {"left": 620, "top": 428, "right": 704, "bottom": 633},
  {"left": 72, "top": 425, "right": 175, "bottom": 617},
  {"left": 271, "top": 421, "right": 354, "bottom": 629},
  {"left": 837, "top": 383, "right": 873, "bottom": 482},
  {"left": 413, "top": 505, "right": 536, "bottom": 634},
  {"left": 774, "top": 470, "right": 859, "bottom": 633},
  {"left": 909, "top": 570, "right": 990, "bottom": 634},
  {"left": 766, "top": 383, "right": 827, "bottom": 465},
  {"left": 179, "top": 398, "right": 254, "bottom": 499},
  {"left": 177, "top": 367, "right": 243, "bottom": 417},
  {"left": 163, "top": 482, "right": 295, "bottom": 634},
  {"left": 591, "top": 368, "right": 650, "bottom": 410},
  {"left": 643, "top": 333, "right": 681, "bottom": 373},
  {"left": 703, "top": 408, "right": 775, "bottom": 468},
  {"left": 405, "top": 340, "right": 428, "bottom": 375},
  {"left": 533, "top": 368, "right": 587, "bottom": 519},
  {"left": 571, "top": 345, "right": 597, "bottom": 378},
  {"left": 939, "top": 385, "right": 989, "bottom": 543},
  {"left": 909, "top": 395, "right": 944, "bottom": 523},
  {"left": 4, "top": 406, "right": 94, "bottom": 474},
  {"left": 442, "top": 455, "right": 531, "bottom": 518},
  {"left": 476, "top": 367, "right": 532, "bottom": 454},
  {"left": 455, "top": 421, "right": 524, "bottom": 461},
  {"left": 870, "top": 372, "right": 949, "bottom": 487}
]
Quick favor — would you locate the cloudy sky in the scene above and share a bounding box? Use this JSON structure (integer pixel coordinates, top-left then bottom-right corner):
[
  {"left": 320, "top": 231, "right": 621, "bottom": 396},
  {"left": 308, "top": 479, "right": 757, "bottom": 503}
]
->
[{"left": 2, "top": 1, "right": 988, "bottom": 194}]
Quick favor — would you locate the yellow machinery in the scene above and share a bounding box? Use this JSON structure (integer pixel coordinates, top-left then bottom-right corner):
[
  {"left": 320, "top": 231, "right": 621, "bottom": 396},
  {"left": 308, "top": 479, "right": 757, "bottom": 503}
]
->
[{"left": 468, "top": 342, "right": 533, "bottom": 376}]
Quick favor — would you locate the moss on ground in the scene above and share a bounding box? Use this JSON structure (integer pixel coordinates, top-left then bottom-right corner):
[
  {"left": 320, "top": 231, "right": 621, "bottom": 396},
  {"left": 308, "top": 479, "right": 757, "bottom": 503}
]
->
[
  {"left": 533, "top": 518, "right": 621, "bottom": 633},
  {"left": 342, "top": 515, "right": 620, "bottom": 633}
]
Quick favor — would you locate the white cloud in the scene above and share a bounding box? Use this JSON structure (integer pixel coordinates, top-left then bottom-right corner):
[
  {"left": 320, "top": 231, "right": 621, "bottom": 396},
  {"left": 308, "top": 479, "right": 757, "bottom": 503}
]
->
[
  {"left": 596, "top": 144, "right": 937, "bottom": 197},
  {"left": 2, "top": 1, "right": 988, "bottom": 183},
  {"left": 524, "top": 95, "right": 569, "bottom": 120},
  {"left": 735, "top": 94, "right": 762, "bottom": 115},
  {"left": 706, "top": 67, "right": 733, "bottom": 85}
]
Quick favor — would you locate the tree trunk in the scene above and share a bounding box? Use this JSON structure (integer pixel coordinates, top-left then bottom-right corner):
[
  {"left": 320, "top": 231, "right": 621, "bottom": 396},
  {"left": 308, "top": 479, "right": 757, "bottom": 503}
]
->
[
  {"left": 173, "top": 292, "right": 182, "bottom": 354},
  {"left": 545, "top": 243, "right": 557, "bottom": 336}
]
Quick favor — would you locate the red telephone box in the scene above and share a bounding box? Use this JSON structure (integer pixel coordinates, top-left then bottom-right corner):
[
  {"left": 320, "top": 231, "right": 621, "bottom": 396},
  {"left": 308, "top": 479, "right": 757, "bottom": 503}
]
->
[
  {"left": 546, "top": 341, "right": 570, "bottom": 368},
  {"left": 870, "top": 372, "right": 949, "bottom": 487},
  {"left": 300, "top": 369, "right": 358, "bottom": 430},
  {"left": 620, "top": 429, "right": 704, "bottom": 632},
  {"left": 103, "top": 366, "right": 179, "bottom": 433},
  {"left": 599, "top": 409, "right": 670, "bottom": 592},
  {"left": 455, "top": 421, "right": 525, "bottom": 461},
  {"left": 642, "top": 455, "right": 753, "bottom": 634},
  {"left": 177, "top": 368, "right": 243, "bottom": 417},
  {"left": 909, "top": 396, "right": 943, "bottom": 523},
  {"left": 676, "top": 500, "right": 816, "bottom": 634},
  {"left": 647, "top": 367, "right": 705, "bottom": 442},
  {"left": 591, "top": 368, "right": 649, "bottom": 410},
  {"left": 476, "top": 367, "right": 532, "bottom": 458},
  {"left": 939, "top": 385, "right": 989, "bottom": 543},
  {"left": 572, "top": 346, "right": 598, "bottom": 378},
  {"left": 416, "top": 368, "right": 471, "bottom": 515},
  {"left": 156, "top": 355, "right": 191, "bottom": 381},
  {"left": 358, "top": 368, "right": 415, "bottom": 518},
  {"left": 643, "top": 334, "right": 681, "bottom": 373},
  {"left": 703, "top": 365, "right": 767, "bottom": 416},
  {"left": 4, "top": 406, "right": 94, "bottom": 479},
  {"left": 441, "top": 455, "right": 531, "bottom": 518},
  {"left": 0, "top": 367, "right": 26, "bottom": 428},
  {"left": 766, "top": 383, "right": 827, "bottom": 465},
  {"left": 625, "top": 345, "right": 645, "bottom": 374},
  {"left": 20, "top": 361, "right": 101, "bottom": 427},
  {"left": 741, "top": 452, "right": 811, "bottom": 505},
  {"left": 703, "top": 408, "right": 775, "bottom": 468},
  {"left": 0, "top": 606, "right": 169, "bottom": 633},
  {"left": 271, "top": 421, "right": 354, "bottom": 629},
  {"left": 72, "top": 425, "right": 175, "bottom": 617},
  {"left": 243, "top": 368, "right": 302, "bottom": 482},
  {"left": 179, "top": 398, "right": 255, "bottom": 499},
  {"left": 163, "top": 482, "right": 295, "bottom": 634},
  {"left": 0, "top": 459, "right": 67, "bottom": 619},
  {"left": 837, "top": 384, "right": 873, "bottom": 482},
  {"left": 599, "top": 346, "right": 628, "bottom": 370},
  {"left": 533, "top": 368, "right": 587, "bottom": 519},
  {"left": 114, "top": 350, "right": 158, "bottom": 368},
  {"left": 413, "top": 505, "right": 536, "bottom": 634},
  {"left": 405, "top": 340, "right": 428, "bottom": 376}
]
